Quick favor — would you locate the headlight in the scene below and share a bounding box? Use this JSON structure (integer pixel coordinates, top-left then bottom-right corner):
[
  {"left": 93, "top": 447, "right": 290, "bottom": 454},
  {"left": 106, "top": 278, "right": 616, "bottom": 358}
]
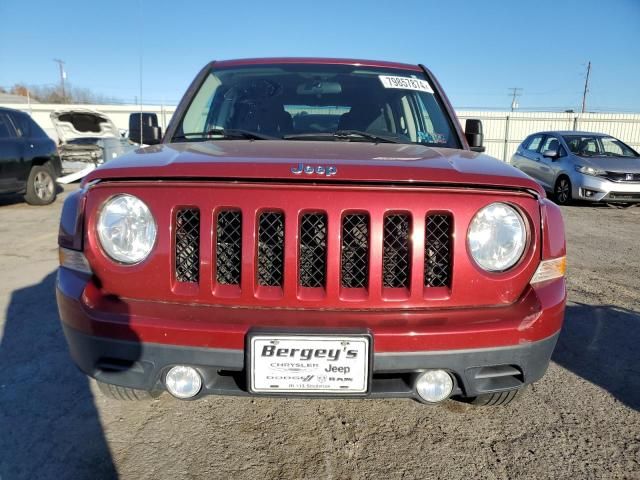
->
[
  {"left": 97, "top": 194, "right": 157, "bottom": 264},
  {"left": 468, "top": 203, "right": 526, "bottom": 272},
  {"left": 575, "top": 165, "right": 605, "bottom": 176}
]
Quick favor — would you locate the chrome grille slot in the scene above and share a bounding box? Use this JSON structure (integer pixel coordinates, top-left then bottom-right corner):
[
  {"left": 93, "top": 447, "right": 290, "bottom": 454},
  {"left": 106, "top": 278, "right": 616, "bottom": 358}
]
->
[
  {"left": 257, "top": 212, "right": 285, "bottom": 286},
  {"left": 216, "top": 211, "right": 242, "bottom": 285},
  {"left": 382, "top": 214, "right": 411, "bottom": 288},
  {"left": 299, "top": 213, "right": 327, "bottom": 288},
  {"left": 424, "top": 214, "right": 452, "bottom": 287},
  {"left": 175, "top": 208, "right": 200, "bottom": 283},
  {"left": 341, "top": 214, "right": 369, "bottom": 288}
]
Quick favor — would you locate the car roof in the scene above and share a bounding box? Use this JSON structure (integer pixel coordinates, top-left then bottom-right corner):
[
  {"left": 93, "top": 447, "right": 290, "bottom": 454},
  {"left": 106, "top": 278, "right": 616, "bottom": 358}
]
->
[
  {"left": 533, "top": 130, "right": 611, "bottom": 137},
  {"left": 210, "top": 57, "right": 423, "bottom": 72},
  {"left": 0, "top": 106, "right": 24, "bottom": 114}
]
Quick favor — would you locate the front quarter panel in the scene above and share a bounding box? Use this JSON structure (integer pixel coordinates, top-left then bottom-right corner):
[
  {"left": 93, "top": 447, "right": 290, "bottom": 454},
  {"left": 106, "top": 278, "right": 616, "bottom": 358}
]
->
[{"left": 540, "top": 198, "right": 566, "bottom": 260}]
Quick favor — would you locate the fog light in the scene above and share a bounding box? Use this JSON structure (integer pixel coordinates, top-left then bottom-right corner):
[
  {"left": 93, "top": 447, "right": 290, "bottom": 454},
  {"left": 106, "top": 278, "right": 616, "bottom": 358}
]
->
[
  {"left": 581, "top": 188, "right": 598, "bottom": 198},
  {"left": 415, "top": 370, "right": 454, "bottom": 403},
  {"left": 165, "top": 366, "right": 202, "bottom": 399}
]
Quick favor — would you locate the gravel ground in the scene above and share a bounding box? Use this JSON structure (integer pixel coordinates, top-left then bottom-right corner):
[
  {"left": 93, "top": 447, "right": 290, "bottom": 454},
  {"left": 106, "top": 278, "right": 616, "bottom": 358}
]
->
[{"left": 0, "top": 186, "right": 638, "bottom": 480}]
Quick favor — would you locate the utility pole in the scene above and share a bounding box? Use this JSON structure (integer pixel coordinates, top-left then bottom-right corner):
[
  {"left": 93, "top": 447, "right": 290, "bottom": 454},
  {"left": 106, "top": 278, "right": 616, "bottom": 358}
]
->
[
  {"left": 508, "top": 87, "right": 522, "bottom": 112},
  {"left": 581, "top": 61, "right": 591, "bottom": 114},
  {"left": 53, "top": 59, "right": 67, "bottom": 103}
]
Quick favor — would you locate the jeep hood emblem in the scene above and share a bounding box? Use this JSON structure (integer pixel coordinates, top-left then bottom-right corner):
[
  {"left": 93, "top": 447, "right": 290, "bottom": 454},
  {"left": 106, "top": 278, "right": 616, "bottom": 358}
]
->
[{"left": 291, "top": 163, "right": 337, "bottom": 176}]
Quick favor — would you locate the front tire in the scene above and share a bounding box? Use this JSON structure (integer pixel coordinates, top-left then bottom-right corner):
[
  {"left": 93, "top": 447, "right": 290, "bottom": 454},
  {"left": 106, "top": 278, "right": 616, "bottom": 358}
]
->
[
  {"left": 464, "top": 388, "right": 523, "bottom": 406},
  {"left": 96, "top": 380, "right": 160, "bottom": 401},
  {"left": 553, "top": 176, "right": 572, "bottom": 206},
  {"left": 24, "top": 163, "right": 57, "bottom": 205}
]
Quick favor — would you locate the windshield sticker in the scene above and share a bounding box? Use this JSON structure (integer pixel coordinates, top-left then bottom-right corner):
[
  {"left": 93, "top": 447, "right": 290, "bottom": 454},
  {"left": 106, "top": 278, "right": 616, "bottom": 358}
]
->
[
  {"left": 418, "top": 131, "right": 448, "bottom": 144},
  {"left": 379, "top": 75, "right": 434, "bottom": 94}
]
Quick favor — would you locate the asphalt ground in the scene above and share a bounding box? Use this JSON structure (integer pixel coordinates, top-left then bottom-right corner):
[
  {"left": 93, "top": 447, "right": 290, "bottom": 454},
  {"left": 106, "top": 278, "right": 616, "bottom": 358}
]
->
[{"left": 0, "top": 186, "right": 638, "bottom": 479}]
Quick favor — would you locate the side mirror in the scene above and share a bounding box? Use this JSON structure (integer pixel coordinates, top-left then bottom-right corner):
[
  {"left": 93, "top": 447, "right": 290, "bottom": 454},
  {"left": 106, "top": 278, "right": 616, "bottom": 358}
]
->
[
  {"left": 465, "top": 119, "right": 485, "bottom": 153},
  {"left": 129, "top": 113, "right": 162, "bottom": 145},
  {"left": 542, "top": 149, "right": 559, "bottom": 159}
]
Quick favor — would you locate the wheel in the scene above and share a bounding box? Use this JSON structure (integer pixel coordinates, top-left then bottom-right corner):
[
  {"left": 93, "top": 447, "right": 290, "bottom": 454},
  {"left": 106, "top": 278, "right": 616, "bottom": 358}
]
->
[
  {"left": 24, "top": 163, "right": 57, "bottom": 205},
  {"left": 96, "top": 380, "right": 160, "bottom": 401},
  {"left": 465, "top": 389, "right": 522, "bottom": 407},
  {"left": 553, "top": 176, "right": 572, "bottom": 206}
]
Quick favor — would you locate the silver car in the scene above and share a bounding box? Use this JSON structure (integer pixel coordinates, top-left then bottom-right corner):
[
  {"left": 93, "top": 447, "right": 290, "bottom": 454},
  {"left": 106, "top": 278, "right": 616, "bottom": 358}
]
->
[{"left": 511, "top": 131, "right": 640, "bottom": 205}]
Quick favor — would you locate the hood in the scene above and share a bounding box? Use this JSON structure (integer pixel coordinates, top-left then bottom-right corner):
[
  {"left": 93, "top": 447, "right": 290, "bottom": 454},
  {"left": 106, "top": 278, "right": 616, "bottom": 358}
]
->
[
  {"left": 84, "top": 140, "right": 544, "bottom": 194},
  {"left": 50, "top": 109, "right": 119, "bottom": 144},
  {"left": 576, "top": 155, "right": 640, "bottom": 173}
]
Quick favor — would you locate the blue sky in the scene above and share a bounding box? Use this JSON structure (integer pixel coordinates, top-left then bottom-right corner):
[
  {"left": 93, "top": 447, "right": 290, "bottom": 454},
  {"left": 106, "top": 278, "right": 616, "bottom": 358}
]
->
[{"left": 1, "top": 0, "right": 639, "bottom": 111}]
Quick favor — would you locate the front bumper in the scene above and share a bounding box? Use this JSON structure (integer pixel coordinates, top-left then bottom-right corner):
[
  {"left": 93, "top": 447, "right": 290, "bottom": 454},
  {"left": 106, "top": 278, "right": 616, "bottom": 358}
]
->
[
  {"left": 57, "top": 267, "right": 566, "bottom": 401},
  {"left": 572, "top": 172, "right": 640, "bottom": 202},
  {"left": 62, "top": 323, "right": 559, "bottom": 401}
]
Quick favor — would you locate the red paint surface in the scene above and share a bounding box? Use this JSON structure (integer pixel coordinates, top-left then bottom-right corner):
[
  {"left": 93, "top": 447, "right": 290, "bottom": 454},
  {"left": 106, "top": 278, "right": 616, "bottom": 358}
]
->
[
  {"left": 82, "top": 181, "right": 542, "bottom": 310},
  {"left": 59, "top": 58, "right": 567, "bottom": 355},
  {"left": 57, "top": 270, "right": 565, "bottom": 352},
  {"left": 84, "top": 142, "right": 544, "bottom": 196}
]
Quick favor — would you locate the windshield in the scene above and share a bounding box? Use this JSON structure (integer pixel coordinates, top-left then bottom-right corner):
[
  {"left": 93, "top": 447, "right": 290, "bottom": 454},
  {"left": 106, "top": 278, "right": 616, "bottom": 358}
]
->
[
  {"left": 563, "top": 135, "right": 639, "bottom": 158},
  {"left": 173, "top": 64, "right": 459, "bottom": 148}
]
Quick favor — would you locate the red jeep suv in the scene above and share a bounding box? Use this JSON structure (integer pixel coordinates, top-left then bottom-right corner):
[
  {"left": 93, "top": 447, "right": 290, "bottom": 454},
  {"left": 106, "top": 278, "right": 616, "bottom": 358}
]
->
[{"left": 57, "top": 58, "right": 566, "bottom": 406}]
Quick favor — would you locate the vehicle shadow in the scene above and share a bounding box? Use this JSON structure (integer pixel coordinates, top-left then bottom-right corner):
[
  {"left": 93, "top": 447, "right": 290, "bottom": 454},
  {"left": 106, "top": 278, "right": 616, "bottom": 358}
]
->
[
  {"left": 0, "top": 271, "right": 118, "bottom": 479},
  {"left": 552, "top": 302, "right": 640, "bottom": 411},
  {"left": 0, "top": 193, "right": 28, "bottom": 207}
]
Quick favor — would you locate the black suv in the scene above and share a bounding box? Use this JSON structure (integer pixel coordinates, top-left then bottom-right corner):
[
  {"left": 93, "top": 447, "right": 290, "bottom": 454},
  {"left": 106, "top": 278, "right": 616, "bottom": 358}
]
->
[{"left": 0, "top": 107, "right": 61, "bottom": 205}]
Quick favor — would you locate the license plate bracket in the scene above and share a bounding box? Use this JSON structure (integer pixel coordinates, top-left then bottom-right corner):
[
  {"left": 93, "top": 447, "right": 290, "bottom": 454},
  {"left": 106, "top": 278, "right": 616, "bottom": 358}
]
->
[{"left": 247, "top": 330, "right": 372, "bottom": 395}]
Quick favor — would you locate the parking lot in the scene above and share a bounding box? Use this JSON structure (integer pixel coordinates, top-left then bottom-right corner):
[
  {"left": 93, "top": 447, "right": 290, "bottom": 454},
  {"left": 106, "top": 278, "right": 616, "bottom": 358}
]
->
[{"left": 0, "top": 185, "right": 638, "bottom": 480}]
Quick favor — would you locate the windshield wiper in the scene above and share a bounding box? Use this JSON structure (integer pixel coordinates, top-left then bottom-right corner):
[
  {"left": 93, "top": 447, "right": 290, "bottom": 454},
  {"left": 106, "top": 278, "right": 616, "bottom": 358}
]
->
[
  {"left": 283, "top": 130, "right": 402, "bottom": 144},
  {"left": 172, "top": 128, "right": 275, "bottom": 141}
]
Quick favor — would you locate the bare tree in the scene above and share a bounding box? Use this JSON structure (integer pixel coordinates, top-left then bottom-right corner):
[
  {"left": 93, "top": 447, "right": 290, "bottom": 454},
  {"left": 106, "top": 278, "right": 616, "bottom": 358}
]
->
[{"left": 8, "top": 83, "right": 119, "bottom": 104}]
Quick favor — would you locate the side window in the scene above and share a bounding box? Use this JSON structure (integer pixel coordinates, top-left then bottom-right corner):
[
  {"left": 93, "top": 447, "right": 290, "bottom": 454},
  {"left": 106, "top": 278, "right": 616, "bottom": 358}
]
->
[
  {"left": 0, "top": 113, "right": 17, "bottom": 139},
  {"left": 540, "top": 136, "right": 560, "bottom": 153},
  {"left": 8, "top": 112, "right": 29, "bottom": 137},
  {"left": 525, "top": 135, "right": 543, "bottom": 152},
  {"left": 180, "top": 74, "right": 221, "bottom": 134}
]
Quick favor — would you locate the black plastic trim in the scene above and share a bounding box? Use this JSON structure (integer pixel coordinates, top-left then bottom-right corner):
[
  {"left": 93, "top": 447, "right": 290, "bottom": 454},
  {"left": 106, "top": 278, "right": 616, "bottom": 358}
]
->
[{"left": 62, "top": 323, "right": 559, "bottom": 400}]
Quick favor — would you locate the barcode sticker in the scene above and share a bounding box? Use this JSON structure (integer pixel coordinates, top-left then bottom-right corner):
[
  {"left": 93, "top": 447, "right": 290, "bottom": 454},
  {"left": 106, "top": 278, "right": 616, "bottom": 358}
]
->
[{"left": 379, "top": 75, "right": 434, "bottom": 93}]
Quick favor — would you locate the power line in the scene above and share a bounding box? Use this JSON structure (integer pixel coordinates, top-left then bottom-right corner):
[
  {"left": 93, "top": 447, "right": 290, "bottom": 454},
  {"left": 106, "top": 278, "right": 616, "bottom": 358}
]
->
[
  {"left": 508, "top": 87, "right": 522, "bottom": 111},
  {"left": 581, "top": 61, "right": 591, "bottom": 113}
]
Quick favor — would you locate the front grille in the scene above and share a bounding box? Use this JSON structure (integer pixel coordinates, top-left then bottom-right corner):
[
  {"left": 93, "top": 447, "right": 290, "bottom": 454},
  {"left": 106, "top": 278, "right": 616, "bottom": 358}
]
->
[
  {"left": 257, "top": 212, "right": 285, "bottom": 286},
  {"left": 341, "top": 214, "right": 369, "bottom": 288},
  {"left": 425, "top": 214, "right": 452, "bottom": 287},
  {"left": 175, "top": 208, "right": 200, "bottom": 283},
  {"left": 173, "top": 207, "right": 454, "bottom": 294},
  {"left": 382, "top": 214, "right": 410, "bottom": 288},
  {"left": 216, "top": 211, "right": 242, "bottom": 285},
  {"left": 299, "top": 213, "right": 327, "bottom": 288},
  {"left": 605, "top": 172, "right": 640, "bottom": 183}
]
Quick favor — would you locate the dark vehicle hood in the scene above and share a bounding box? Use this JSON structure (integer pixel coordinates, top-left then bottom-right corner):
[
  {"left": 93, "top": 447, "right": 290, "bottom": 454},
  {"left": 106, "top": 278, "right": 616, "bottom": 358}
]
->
[
  {"left": 84, "top": 140, "right": 544, "bottom": 194},
  {"left": 577, "top": 155, "right": 640, "bottom": 173}
]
